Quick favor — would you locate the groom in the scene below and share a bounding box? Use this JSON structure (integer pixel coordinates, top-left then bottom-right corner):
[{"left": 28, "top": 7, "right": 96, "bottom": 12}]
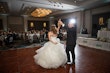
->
[{"left": 58, "top": 19, "right": 76, "bottom": 72}]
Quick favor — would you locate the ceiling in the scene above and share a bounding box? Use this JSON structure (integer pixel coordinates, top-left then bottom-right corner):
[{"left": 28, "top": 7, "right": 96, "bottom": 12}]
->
[{"left": 0, "top": 0, "right": 110, "bottom": 17}]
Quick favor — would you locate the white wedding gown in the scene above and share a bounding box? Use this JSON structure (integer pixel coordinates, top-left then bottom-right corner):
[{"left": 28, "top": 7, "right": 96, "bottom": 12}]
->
[{"left": 33, "top": 36, "right": 67, "bottom": 69}]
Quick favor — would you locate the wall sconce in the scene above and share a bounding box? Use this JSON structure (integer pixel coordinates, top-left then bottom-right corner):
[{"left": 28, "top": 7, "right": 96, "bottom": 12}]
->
[
  {"left": 30, "top": 22, "right": 34, "bottom": 27},
  {"left": 99, "top": 17, "right": 104, "bottom": 25},
  {"left": 43, "top": 22, "right": 46, "bottom": 27}
]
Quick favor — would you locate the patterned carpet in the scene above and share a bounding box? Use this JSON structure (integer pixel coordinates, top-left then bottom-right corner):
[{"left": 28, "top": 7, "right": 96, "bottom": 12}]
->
[
  {"left": 0, "top": 39, "right": 66, "bottom": 50},
  {"left": 0, "top": 39, "right": 45, "bottom": 50}
]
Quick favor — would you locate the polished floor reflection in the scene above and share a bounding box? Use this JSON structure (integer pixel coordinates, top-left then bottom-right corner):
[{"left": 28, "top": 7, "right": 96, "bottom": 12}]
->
[{"left": 0, "top": 45, "right": 110, "bottom": 73}]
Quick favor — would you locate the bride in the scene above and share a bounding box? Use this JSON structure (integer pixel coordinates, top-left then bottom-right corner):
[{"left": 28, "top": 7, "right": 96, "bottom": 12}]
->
[{"left": 33, "top": 24, "right": 67, "bottom": 69}]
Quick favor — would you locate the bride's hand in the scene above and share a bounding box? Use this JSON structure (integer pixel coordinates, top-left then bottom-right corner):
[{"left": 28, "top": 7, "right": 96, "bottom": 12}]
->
[{"left": 58, "top": 19, "right": 63, "bottom": 26}]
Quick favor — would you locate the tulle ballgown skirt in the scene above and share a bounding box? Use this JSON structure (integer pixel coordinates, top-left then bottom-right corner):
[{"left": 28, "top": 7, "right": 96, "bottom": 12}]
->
[{"left": 33, "top": 41, "right": 67, "bottom": 69}]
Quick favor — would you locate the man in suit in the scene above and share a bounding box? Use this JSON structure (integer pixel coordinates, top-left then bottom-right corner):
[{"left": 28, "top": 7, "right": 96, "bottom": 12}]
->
[{"left": 58, "top": 19, "right": 76, "bottom": 73}]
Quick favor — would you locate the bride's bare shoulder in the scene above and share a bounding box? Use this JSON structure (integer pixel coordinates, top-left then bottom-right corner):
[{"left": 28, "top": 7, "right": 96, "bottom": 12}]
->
[{"left": 48, "top": 31, "right": 53, "bottom": 34}]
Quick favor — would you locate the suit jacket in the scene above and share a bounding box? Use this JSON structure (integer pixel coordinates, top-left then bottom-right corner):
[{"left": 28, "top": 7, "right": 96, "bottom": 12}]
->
[{"left": 62, "top": 25, "right": 77, "bottom": 46}]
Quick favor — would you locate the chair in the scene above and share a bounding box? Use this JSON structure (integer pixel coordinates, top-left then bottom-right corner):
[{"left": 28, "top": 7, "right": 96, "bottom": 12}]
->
[{"left": 33, "top": 35, "right": 39, "bottom": 43}]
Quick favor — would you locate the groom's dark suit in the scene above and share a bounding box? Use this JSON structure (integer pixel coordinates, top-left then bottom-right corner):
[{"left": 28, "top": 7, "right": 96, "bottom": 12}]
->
[{"left": 63, "top": 25, "right": 77, "bottom": 64}]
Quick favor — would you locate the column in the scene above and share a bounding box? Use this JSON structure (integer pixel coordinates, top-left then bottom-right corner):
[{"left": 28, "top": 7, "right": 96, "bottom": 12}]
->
[
  {"left": 2, "top": 15, "right": 8, "bottom": 31},
  {"left": 23, "top": 15, "right": 28, "bottom": 32},
  {"left": 49, "top": 16, "right": 55, "bottom": 26}
]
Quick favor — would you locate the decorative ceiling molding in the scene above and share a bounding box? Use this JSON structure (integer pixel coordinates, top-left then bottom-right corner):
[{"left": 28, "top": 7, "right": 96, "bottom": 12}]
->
[
  {"left": 0, "top": 0, "right": 110, "bottom": 17},
  {"left": 0, "top": 2, "right": 9, "bottom": 14}
]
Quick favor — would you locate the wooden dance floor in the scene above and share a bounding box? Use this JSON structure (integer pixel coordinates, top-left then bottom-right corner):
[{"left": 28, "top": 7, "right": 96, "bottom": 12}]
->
[{"left": 0, "top": 45, "right": 110, "bottom": 73}]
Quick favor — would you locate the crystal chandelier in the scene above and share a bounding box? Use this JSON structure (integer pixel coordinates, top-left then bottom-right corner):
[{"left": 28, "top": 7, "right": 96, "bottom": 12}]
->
[{"left": 31, "top": 8, "right": 52, "bottom": 17}]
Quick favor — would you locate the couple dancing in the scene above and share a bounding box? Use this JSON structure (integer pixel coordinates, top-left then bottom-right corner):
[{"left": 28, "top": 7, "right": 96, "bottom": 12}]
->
[{"left": 33, "top": 19, "right": 76, "bottom": 69}]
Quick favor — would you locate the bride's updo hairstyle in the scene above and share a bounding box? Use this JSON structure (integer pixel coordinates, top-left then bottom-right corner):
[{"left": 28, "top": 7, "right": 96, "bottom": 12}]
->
[{"left": 50, "top": 24, "right": 57, "bottom": 34}]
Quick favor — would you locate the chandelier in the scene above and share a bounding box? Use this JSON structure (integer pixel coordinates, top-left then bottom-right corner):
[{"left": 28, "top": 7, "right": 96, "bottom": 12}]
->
[{"left": 31, "top": 8, "right": 52, "bottom": 17}]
